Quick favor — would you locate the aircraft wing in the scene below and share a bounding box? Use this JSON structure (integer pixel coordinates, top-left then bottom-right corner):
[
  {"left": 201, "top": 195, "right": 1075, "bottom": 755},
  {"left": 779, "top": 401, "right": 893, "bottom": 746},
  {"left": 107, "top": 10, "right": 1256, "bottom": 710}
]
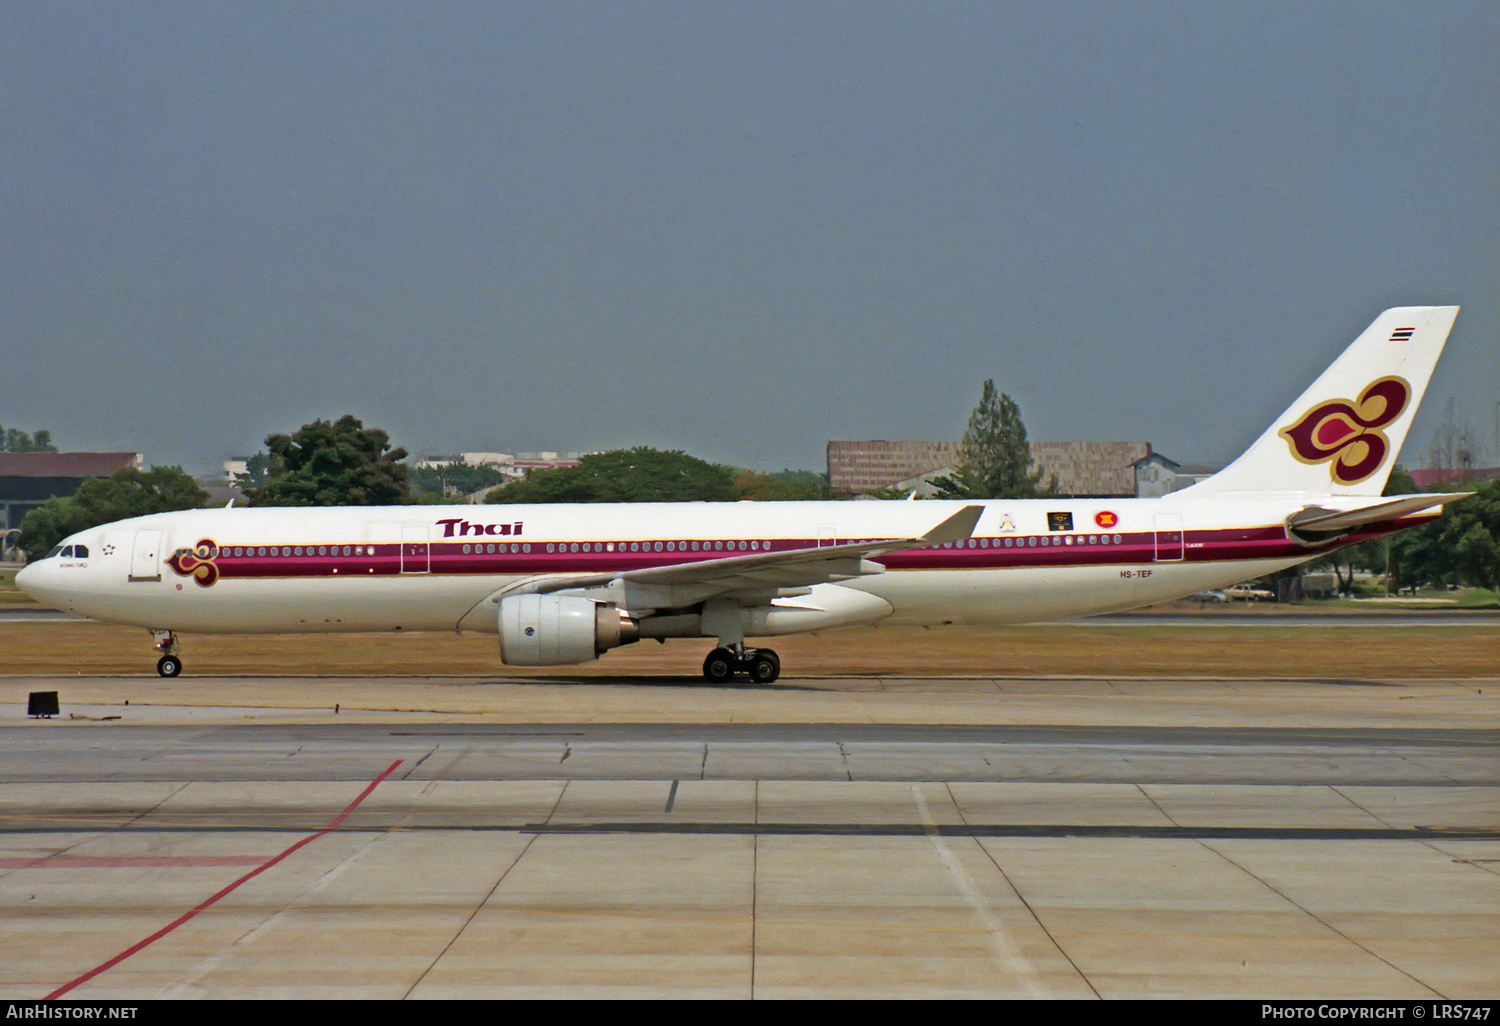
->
[
  {"left": 617, "top": 503, "right": 982, "bottom": 589},
  {"left": 494, "top": 505, "right": 984, "bottom": 611},
  {"left": 1285, "top": 492, "right": 1470, "bottom": 541}
]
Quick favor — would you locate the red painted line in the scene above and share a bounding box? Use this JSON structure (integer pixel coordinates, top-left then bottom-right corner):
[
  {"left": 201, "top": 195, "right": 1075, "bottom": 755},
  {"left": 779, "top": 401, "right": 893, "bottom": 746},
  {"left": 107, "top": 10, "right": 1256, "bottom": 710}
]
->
[{"left": 44, "top": 759, "right": 403, "bottom": 1000}]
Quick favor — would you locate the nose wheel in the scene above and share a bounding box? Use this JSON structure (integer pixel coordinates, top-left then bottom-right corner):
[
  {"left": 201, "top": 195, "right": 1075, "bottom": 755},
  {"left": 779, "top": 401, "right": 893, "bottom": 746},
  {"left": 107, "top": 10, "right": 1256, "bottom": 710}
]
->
[
  {"left": 702, "top": 646, "right": 781, "bottom": 684},
  {"left": 151, "top": 630, "right": 182, "bottom": 677}
]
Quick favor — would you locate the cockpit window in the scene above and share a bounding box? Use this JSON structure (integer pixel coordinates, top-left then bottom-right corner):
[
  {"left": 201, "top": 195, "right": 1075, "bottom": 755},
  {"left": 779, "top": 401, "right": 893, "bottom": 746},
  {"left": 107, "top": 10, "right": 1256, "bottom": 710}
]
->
[
  {"left": 72, "top": 544, "right": 88, "bottom": 558},
  {"left": 43, "top": 546, "right": 64, "bottom": 560},
  {"left": 60, "top": 546, "right": 73, "bottom": 557}
]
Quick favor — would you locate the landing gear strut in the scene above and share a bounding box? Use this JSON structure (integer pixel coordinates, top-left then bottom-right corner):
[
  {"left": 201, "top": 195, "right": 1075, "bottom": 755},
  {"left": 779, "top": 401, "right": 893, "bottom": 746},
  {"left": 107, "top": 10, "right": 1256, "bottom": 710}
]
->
[
  {"left": 702, "top": 645, "right": 781, "bottom": 684},
  {"left": 151, "top": 630, "right": 182, "bottom": 678}
]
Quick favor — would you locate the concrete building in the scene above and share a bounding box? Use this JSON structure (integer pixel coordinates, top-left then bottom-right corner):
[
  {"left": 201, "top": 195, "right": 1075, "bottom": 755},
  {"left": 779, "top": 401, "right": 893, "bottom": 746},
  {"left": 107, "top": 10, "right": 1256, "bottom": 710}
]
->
[
  {"left": 827, "top": 439, "right": 1153, "bottom": 498},
  {"left": 1031, "top": 441, "right": 1152, "bottom": 497},
  {"left": 825, "top": 441, "right": 964, "bottom": 495}
]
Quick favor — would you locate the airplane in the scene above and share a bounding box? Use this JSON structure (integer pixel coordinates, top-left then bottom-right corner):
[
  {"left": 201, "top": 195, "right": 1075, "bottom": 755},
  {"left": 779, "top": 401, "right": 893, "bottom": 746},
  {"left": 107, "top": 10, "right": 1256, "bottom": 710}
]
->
[{"left": 17, "top": 305, "right": 1471, "bottom": 683}]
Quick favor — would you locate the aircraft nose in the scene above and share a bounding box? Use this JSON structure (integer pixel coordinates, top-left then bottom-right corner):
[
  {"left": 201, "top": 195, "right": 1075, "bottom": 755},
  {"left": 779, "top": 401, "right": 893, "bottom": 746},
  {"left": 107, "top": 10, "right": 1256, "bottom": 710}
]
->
[{"left": 14, "top": 561, "right": 54, "bottom": 605}]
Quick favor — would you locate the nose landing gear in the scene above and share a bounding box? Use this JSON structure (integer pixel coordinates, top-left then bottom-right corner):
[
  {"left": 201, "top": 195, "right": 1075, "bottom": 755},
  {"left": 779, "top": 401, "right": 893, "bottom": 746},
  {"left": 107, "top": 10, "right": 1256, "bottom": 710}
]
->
[
  {"left": 151, "top": 630, "right": 182, "bottom": 677},
  {"left": 702, "top": 644, "right": 781, "bottom": 684}
]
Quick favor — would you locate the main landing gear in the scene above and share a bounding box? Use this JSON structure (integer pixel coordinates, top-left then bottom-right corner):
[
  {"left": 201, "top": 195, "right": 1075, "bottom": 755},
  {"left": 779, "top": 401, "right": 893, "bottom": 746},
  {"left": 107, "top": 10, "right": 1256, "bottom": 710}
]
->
[
  {"left": 151, "top": 630, "right": 182, "bottom": 678},
  {"left": 702, "top": 644, "right": 781, "bottom": 684}
]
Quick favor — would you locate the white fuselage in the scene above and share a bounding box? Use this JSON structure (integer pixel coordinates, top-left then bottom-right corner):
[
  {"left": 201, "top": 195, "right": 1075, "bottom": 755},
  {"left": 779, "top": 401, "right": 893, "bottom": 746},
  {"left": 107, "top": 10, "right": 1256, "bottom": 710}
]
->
[{"left": 15, "top": 496, "right": 1424, "bottom": 639}]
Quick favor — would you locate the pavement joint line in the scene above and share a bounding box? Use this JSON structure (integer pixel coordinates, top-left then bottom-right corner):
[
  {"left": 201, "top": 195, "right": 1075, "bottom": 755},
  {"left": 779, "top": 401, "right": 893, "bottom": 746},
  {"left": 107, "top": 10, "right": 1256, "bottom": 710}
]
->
[
  {"left": 405, "top": 779, "right": 571, "bottom": 999},
  {"left": 948, "top": 780, "right": 1099, "bottom": 999},
  {"left": 911, "top": 783, "right": 1046, "bottom": 997},
  {"left": 42, "top": 757, "right": 403, "bottom": 1001},
  {"left": 1194, "top": 836, "right": 1446, "bottom": 999}
]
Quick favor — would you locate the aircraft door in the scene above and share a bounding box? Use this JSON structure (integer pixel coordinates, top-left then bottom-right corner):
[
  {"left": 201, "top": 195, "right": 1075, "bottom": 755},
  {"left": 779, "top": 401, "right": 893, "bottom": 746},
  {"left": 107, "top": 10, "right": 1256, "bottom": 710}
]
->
[
  {"left": 1153, "top": 514, "right": 1184, "bottom": 562},
  {"left": 401, "top": 526, "right": 430, "bottom": 574},
  {"left": 817, "top": 523, "right": 838, "bottom": 547},
  {"left": 129, "top": 530, "right": 164, "bottom": 581}
]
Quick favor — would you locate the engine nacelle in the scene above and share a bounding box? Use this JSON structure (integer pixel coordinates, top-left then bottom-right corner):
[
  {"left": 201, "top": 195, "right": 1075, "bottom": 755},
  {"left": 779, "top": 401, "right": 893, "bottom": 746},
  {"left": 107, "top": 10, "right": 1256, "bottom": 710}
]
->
[{"left": 498, "top": 594, "right": 639, "bottom": 665}]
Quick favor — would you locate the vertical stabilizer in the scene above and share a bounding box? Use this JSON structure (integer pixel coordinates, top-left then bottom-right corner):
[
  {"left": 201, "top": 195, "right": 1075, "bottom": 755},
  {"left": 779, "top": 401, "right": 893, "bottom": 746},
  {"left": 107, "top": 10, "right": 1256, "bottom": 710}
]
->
[{"left": 1184, "top": 306, "right": 1459, "bottom": 497}]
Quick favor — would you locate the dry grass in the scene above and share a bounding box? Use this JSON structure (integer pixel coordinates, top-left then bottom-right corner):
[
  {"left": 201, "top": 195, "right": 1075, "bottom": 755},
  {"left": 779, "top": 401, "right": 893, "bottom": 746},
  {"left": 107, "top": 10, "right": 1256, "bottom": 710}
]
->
[{"left": 2, "top": 620, "right": 1495, "bottom": 679}]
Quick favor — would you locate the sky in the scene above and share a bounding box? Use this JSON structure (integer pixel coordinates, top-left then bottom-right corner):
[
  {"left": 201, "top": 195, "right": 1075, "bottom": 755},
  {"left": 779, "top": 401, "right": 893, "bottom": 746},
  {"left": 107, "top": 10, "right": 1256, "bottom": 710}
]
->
[{"left": 3, "top": 1, "right": 1497, "bottom": 479}]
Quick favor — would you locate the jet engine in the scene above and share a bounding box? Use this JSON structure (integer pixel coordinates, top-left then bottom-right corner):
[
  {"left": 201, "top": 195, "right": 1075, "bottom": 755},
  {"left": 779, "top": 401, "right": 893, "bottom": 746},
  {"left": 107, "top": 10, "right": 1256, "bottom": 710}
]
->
[{"left": 498, "top": 594, "right": 639, "bottom": 665}]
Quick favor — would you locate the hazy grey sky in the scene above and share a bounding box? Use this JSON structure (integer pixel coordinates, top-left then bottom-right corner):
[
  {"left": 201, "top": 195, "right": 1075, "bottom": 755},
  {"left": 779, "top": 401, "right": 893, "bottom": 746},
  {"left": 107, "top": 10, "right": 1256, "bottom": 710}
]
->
[{"left": 3, "top": 1, "right": 1497, "bottom": 478}]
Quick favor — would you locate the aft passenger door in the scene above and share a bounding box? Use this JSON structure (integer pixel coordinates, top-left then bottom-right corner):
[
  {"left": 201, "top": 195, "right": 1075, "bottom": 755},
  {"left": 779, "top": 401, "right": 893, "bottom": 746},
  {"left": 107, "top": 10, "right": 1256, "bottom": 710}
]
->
[{"left": 1153, "top": 514, "right": 1184, "bottom": 562}]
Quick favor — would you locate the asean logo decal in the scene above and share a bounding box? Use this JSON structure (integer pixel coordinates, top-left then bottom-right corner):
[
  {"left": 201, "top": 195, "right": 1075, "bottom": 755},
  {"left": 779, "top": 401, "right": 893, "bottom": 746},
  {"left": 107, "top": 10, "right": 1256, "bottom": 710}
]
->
[
  {"left": 1277, "top": 376, "right": 1410, "bottom": 486},
  {"left": 166, "top": 539, "right": 221, "bottom": 587}
]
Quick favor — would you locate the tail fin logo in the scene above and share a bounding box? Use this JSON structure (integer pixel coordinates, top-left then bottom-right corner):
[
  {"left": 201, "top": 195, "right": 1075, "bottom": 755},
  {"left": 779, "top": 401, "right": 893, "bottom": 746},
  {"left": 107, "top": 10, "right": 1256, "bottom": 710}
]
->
[{"left": 1277, "top": 376, "right": 1411, "bottom": 485}]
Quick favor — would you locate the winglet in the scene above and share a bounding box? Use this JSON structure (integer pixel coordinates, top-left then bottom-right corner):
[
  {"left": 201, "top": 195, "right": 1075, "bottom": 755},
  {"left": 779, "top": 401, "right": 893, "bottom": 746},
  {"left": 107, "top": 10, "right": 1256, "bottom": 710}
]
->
[{"left": 921, "top": 505, "right": 984, "bottom": 546}]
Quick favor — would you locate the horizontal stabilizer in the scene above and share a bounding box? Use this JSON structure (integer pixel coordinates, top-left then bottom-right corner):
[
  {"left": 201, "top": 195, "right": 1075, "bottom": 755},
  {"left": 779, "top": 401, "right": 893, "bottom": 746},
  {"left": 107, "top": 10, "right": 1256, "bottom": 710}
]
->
[{"left": 1286, "top": 493, "right": 1470, "bottom": 535}]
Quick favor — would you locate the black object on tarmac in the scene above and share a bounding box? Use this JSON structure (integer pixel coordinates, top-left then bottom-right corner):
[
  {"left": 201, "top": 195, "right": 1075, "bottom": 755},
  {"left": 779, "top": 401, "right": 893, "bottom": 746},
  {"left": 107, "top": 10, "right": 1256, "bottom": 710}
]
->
[{"left": 28, "top": 691, "right": 60, "bottom": 718}]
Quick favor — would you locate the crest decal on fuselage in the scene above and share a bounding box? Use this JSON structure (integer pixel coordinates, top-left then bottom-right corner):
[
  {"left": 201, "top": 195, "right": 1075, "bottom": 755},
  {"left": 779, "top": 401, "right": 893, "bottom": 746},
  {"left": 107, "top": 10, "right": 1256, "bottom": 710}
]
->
[
  {"left": 167, "top": 539, "right": 220, "bottom": 587},
  {"left": 1277, "top": 376, "right": 1410, "bottom": 486}
]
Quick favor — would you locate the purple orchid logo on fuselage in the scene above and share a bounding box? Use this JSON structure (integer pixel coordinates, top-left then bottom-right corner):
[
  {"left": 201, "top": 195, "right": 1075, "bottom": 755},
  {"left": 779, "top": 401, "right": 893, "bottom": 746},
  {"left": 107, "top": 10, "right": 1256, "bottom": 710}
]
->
[
  {"left": 1277, "top": 376, "right": 1411, "bottom": 485},
  {"left": 166, "top": 539, "right": 221, "bottom": 587}
]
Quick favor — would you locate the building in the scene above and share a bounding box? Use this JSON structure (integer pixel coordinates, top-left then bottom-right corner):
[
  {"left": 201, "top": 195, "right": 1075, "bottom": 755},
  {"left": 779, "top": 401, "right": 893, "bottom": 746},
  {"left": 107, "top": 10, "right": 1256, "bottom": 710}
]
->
[
  {"left": 1031, "top": 441, "right": 1152, "bottom": 497},
  {"left": 827, "top": 440, "right": 1153, "bottom": 498},
  {"left": 1, "top": 452, "right": 143, "bottom": 534},
  {"left": 1132, "top": 453, "right": 1220, "bottom": 497}
]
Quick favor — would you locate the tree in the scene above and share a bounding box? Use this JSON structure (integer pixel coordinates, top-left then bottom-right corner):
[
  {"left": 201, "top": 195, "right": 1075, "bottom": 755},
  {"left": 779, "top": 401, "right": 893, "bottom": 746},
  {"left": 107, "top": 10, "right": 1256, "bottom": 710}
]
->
[
  {"left": 17, "top": 466, "right": 209, "bottom": 558},
  {"left": 1376, "top": 470, "right": 1499, "bottom": 594},
  {"left": 234, "top": 452, "right": 285, "bottom": 492},
  {"left": 1, "top": 426, "right": 58, "bottom": 452},
  {"left": 486, "top": 447, "right": 739, "bottom": 504},
  {"left": 246, "top": 415, "right": 410, "bottom": 506},
  {"left": 1310, "top": 468, "right": 1439, "bottom": 596},
  {"left": 735, "top": 469, "right": 833, "bottom": 501},
  {"left": 932, "top": 380, "right": 1057, "bottom": 499},
  {"left": 1438, "top": 477, "right": 1500, "bottom": 592},
  {"left": 410, "top": 461, "right": 512, "bottom": 499}
]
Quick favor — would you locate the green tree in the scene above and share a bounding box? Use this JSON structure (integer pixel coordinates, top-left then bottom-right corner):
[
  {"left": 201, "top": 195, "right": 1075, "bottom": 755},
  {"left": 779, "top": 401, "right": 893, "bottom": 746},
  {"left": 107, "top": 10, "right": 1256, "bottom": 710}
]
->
[
  {"left": 861, "top": 486, "right": 914, "bottom": 500},
  {"left": 487, "top": 447, "right": 739, "bottom": 504},
  {"left": 735, "top": 469, "right": 833, "bottom": 501},
  {"left": 932, "top": 380, "right": 1057, "bottom": 499},
  {"left": 1372, "top": 471, "right": 1499, "bottom": 594},
  {"left": 234, "top": 452, "right": 285, "bottom": 492},
  {"left": 1311, "top": 468, "right": 1448, "bottom": 596},
  {"left": 410, "top": 461, "right": 512, "bottom": 499},
  {"left": 1437, "top": 477, "right": 1500, "bottom": 592},
  {"left": 246, "top": 416, "right": 410, "bottom": 506},
  {"left": 18, "top": 466, "right": 209, "bottom": 557},
  {"left": 1, "top": 426, "right": 58, "bottom": 452}
]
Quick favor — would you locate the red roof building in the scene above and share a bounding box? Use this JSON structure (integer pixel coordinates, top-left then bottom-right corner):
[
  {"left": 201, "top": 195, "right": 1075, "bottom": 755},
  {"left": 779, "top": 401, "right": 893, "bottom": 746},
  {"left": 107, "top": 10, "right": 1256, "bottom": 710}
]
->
[{"left": 1, "top": 452, "right": 142, "bottom": 533}]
